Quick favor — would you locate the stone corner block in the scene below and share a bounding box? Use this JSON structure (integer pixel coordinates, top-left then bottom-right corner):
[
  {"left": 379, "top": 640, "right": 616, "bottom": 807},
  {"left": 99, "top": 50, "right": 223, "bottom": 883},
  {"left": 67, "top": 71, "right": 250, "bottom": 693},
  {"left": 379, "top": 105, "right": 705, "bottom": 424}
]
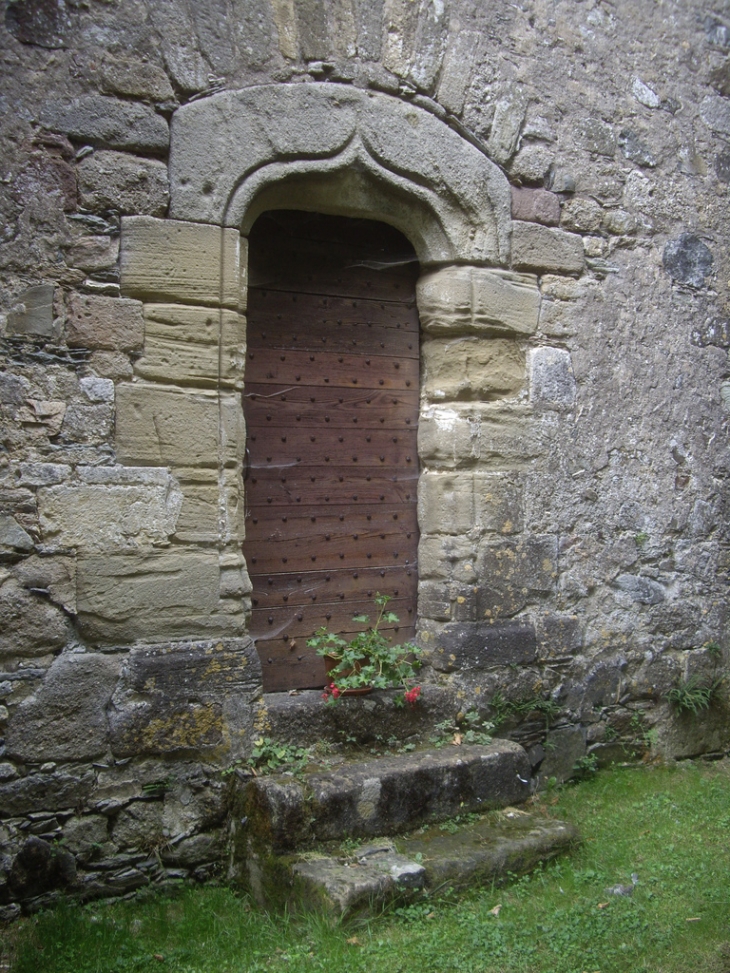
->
[
  {"left": 76, "top": 549, "right": 247, "bottom": 644},
  {"left": 134, "top": 304, "right": 246, "bottom": 389},
  {"left": 529, "top": 347, "right": 576, "bottom": 410},
  {"left": 120, "top": 217, "right": 244, "bottom": 310},
  {"left": 422, "top": 336, "right": 525, "bottom": 403},
  {"left": 511, "top": 222, "right": 585, "bottom": 275},
  {"left": 115, "top": 382, "right": 245, "bottom": 468},
  {"left": 417, "top": 266, "right": 540, "bottom": 337}
]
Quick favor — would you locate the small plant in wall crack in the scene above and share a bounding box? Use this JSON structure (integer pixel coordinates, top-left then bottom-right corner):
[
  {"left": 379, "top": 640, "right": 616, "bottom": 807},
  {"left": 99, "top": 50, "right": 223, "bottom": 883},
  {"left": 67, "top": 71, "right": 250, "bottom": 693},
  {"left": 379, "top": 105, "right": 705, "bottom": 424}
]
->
[
  {"left": 429, "top": 710, "right": 494, "bottom": 748},
  {"left": 307, "top": 593, "right": 422, "bottom": 705},
  {"left": 666, "top": 674, "right": 723, "bottom": 716},
  {"left": 572, "top": 753, "right": 599, "bottom": 780}
]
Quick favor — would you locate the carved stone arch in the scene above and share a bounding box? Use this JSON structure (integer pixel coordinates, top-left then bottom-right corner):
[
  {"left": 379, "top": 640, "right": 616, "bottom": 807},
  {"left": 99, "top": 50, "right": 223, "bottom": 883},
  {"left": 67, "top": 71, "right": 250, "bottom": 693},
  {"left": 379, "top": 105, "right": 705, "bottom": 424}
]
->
[{"left": 168, "top": 83, "right": 512, "bottom": 266}]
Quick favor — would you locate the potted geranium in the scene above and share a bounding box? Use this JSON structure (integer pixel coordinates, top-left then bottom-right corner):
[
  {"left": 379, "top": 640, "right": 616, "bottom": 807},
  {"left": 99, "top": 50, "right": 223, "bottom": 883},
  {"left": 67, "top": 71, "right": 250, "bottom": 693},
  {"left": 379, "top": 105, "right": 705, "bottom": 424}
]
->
[{"left": 307, "top": 593, "right": 422, "bottom": 706}]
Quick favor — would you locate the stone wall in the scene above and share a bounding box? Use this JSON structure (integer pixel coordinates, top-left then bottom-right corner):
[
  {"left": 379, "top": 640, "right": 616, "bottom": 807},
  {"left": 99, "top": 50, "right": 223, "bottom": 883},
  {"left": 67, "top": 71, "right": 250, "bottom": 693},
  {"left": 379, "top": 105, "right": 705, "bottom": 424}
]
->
[{"left": 1, "top": 0, "right": 729, "bottom": 917}]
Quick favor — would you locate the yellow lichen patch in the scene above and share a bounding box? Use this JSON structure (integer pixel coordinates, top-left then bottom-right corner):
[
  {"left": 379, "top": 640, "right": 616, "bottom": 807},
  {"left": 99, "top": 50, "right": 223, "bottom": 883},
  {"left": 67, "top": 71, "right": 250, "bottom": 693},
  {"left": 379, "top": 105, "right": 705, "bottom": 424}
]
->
[{"left": 139, "top": 703, "right": 224, "bottom": 752}]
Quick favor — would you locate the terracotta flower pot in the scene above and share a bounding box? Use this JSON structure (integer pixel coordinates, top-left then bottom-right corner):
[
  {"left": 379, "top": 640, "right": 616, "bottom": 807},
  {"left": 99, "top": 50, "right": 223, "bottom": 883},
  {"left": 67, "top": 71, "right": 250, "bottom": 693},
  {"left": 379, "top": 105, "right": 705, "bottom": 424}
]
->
[{"left": 323, "top": 654, "right": 373, "bottom": 696}]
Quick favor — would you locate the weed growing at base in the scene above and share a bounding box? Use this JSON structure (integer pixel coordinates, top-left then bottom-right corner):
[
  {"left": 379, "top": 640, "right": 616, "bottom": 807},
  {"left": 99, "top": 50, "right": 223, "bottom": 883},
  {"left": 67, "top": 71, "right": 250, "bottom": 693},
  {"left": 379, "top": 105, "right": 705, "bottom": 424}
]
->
[{"left": 4, "top": 761, "right": 730, "bottom": 973}]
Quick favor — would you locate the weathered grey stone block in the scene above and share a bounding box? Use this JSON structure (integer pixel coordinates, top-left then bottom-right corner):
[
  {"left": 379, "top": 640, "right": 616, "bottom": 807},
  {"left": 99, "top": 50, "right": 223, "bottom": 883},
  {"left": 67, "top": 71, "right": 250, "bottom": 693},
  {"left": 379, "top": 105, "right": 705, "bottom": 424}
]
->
[
  {"left": 418, "top": 534, "right": 477, "bottom": 582},
  {"left": 134, "top": 304, "right": 246, "bottom": 389},
  {"left": 529, "top": 347, "right": 576, "bottom": 410},
  {"left": 417, "top": 266, "right": 540, "bottom": 337},
  {"left": 509, "top": 143, "right": 553, "bottom": 183},
  {"left": 5, "top": 0, "right": 71, "bottom": 48},
  {"left": 115, "top": 383, "right": 245, "bottom": 469},
  {"left": 0, "top": 771, "right": 95, "bottom": 816},
  {"left": 291, "top": 848, "right": 425, "bottom": 916},
  {"left": 13, "top": 554, "right": 76, "bottom": 613},
  {"left": 538, "top": 726, "right": 587, "bottom": 785},
  {"left": 478, "top": 536, "right": 558, "bottom": 617},
  {"left": 614, "top": 574, "right": 666, "bottom": 605},
  {"left": 422, "top": 337, "right": 525, "bottom": 402},
  {"left": 5, "top": 652, "right": 121, "bottom": 762},
  {"left": 60, "top": 400, "right": 113, "bottom": 443},
  {"left": 66, "top": 293, "right": 144, "bottom": 351},
  {"left": 0, "top": 514, "right": 33, "bottom": 554},
  {"left": 61, "top": 815, "right": 109, "bottom": 859},
  {"left": 663, "top": 233, "right": 713, "bottom": 288},
  {"left": 0, "top": 574, "right": 70, "bottom": 661},
  {"left": 536, "top": 613, "right": 583, "bottom": 660},
  {"left": 112, "top": 801, "right": 164, "bottom": 850},
  {"left": 565, "top": 662, "right": 624, "bottom": 717},
  {"left": 437, "top": 29, "right": 479, "bottom": 114},
  {"left": 6, "top": 285, "right": 56, "bottom": 338},
  {"left": 98, "top": 54, "right": 175, "bottom": 102},
  {"left": 700, "top": 94, "right": 730, "bottom": 136},
  {"left": 108, "top": 637, "right": 261, "bottom": 757},
  {"left": 120, "top": 217, "right": 244, "bottom": 310},
  {"left": 486, "top": 90, "right": 526, "bottom": 165},
  {"left": 418, "top": 406, "right": 481, "bottom": 468},
  {"left": 8, "top": 837, "right": 77, "bottom": 900},
  {"left": 431, "top": 620, "right": 537, "bottom": 671},
  {"left": 40, "top": 96, "right": 169, "bottom": 152},
  {"left": 418, "top": 580, "right": 452, "bottom": 621},
  {"left": 560, "top": 197, "right": 603, "bottom": 233},
  {"left": 577, "top": 115, "right": 616, "bottom": 157},
  {"left": 78, "top": 150, "right": 169, "bottom": 217},
  {"left": 62, "top": 234, "right": 119, "bottom": 273},
  {"left": 511, "top": 222, "right": 585, "bottom": 275},
  {"left": 173, "top": 470, "right": 245, "bottom": 545}
]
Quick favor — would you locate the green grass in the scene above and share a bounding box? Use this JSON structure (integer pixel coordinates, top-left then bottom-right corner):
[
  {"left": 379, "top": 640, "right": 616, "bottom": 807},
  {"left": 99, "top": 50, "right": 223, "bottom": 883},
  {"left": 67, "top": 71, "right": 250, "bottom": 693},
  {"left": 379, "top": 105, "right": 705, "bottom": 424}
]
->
[{"left": 4, "top": 760, "right": 730, "bottom": 973}]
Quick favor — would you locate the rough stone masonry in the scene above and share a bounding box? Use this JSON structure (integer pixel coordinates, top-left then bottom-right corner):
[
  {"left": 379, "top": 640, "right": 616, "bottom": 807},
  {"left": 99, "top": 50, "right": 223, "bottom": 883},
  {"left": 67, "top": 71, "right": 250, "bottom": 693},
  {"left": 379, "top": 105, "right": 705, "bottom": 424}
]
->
[{"left": 0, "top": 0, "right": 729, "bottom": 917}]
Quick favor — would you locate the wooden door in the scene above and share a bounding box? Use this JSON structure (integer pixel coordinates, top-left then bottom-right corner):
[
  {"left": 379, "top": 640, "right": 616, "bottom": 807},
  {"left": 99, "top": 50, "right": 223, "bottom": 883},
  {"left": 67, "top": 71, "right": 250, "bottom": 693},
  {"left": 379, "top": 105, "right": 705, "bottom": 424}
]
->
[{"left": 243, "top": 211, "right": 420, "bottom": 692}]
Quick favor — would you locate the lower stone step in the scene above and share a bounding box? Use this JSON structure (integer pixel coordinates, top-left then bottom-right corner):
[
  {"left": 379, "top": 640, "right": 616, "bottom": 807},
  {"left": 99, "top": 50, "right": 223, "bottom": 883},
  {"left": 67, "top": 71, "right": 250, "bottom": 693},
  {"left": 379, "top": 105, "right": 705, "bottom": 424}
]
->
[
  {"left": 235, "top": 741, "right": 532, "bottom": 852},
  {"left": 275, "top": 808, "right": 579, "bottom": 916}
]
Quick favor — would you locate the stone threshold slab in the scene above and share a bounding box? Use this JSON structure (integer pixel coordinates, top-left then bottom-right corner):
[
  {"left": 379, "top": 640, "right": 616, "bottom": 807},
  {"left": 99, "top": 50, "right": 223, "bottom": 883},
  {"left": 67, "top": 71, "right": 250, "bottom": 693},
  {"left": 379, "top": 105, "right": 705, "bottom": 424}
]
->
[
  {"left": 239, "top": 742, "right": 532, "bottom": 851},
  {"left": 287, "top": 808, "right": 579, "bottom": 915}
]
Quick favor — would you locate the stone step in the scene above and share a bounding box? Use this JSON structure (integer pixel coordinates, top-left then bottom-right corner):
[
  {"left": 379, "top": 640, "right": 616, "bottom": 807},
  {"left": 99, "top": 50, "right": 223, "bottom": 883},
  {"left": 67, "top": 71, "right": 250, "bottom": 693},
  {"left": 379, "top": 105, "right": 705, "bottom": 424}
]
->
[
  {"left": 275, "top": 808, "right": 579, "bottom": 916},
  {"left": 235, "top": 741, "right": 533, "bottom": 852}
]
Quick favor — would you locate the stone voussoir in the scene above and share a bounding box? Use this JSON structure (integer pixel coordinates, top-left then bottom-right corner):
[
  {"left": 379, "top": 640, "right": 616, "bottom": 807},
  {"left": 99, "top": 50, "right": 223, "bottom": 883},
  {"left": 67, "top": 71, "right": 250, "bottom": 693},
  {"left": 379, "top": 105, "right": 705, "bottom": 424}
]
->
[{"left": 240, "top": 742, "right": 531, "bottom": 851}]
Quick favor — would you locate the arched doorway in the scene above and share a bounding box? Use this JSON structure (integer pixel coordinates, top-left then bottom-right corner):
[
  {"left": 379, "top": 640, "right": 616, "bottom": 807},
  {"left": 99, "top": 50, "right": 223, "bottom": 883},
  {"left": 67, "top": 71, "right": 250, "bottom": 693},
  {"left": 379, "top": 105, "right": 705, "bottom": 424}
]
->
[{"left": 243, "top": 211, "right": 420, "bottom": 691}]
